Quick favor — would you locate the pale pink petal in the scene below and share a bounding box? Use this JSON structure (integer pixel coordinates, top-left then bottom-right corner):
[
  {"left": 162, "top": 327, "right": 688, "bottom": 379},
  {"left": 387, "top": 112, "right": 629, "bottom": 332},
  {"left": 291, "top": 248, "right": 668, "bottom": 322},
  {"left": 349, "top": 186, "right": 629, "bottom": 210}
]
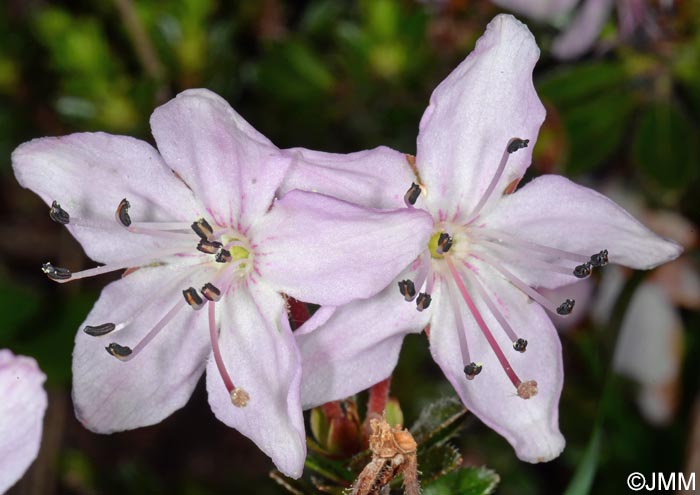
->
[
  {"left": 613, "top": 282, "right": 682, "bottom": 424},
  {"left": 12, "top": 133, "right": 199, "bottom": 264},
  {"left": 491, "top": 0, "right": 579, "bottom": 22},
  {"left": 297, "top": 266, "right": 430, "bottom": 409},
  {"left": 150, "top": 89, "right": 291, "bottom": 228},
  {"left": 72, "top": 262, "right": 214, "bottom": 432},
  {"left": 653, "top": 259, "right": 700, "bottom": 310},
  {"left": 429, "top": 266, "right": 565, "bottom": 462},
  {"left": 206, "top": 283, "right": 305, "bottom": 478},
  {"left": 253, "top": 190, "right": 433, "bottom": 306},
  {"left": 280, "top": 146, "right": 416, "bottom": 210},
  {"left": 0, "top": 350, "right": 47, "bottom": 494},
  {"left": 483, "top": 175, "right": 682, "bottom": 289},
  {"left": 552, "top": 0, "right": 615, "bottom": 59},
  {"left": 415, "top": 14, "right": 545, "bottom": 219}
]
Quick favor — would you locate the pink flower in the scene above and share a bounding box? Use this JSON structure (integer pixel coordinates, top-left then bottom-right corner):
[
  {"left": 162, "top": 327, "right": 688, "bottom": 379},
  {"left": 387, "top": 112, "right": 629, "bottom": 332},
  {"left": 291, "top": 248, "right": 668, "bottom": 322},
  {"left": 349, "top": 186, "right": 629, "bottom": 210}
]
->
[
  {"left": 288, "top": 15, "right": 681, "bottom": 462},
  {"left": 492, "top": 0, "right": 658, "bottom": 59},
  {"left": 12, "top": 89, "right": 432, "bottom": 477},
  {"left": 0, "top": 349, "right": 47, "bottom": 493}
]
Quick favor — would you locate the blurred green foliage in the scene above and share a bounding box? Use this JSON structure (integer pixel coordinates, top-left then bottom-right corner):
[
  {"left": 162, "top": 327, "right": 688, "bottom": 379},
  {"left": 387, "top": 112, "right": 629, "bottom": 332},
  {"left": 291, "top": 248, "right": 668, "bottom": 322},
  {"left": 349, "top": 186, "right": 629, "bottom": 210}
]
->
[{"left": 1, "top": 0, "right": 699, "bottom": 494}]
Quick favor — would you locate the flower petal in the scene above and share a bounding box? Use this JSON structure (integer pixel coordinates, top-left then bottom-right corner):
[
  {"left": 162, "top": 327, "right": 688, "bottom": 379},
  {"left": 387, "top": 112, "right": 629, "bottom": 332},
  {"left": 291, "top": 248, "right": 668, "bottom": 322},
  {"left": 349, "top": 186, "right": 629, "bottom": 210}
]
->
[
  {"left": 0, "top": 350, "right": 47, "bottom": 494},
  {"left": 280, "top": 146, "right": 416, "bottom": 209},
  {"left": 482, "top": 175, "right": 682, "bottom": 289},
  {"left": 72, "top": 263, "right": 213, "bottom": 432},
  {"left": 491, "top": 0, "right": 579, "bottom": 22},
  {"left": 429, "top": 266, "right": 565, "bottom": 462},
  {"left": 552, "top": 0, "right": 615, "bottom": 59},
  {"left": 150, "top": 89, "right": 291, "bottom": 228},
  {"left": 12, "top": 133, "right": 199, "bottom": 264},
  {"left": 206, "top": 283, "right": 306, "bottom": 478},
  {"left": 253, "top": 190, "right": 433, "bottom": 306},
  {"left": 297, "top": 265, "right": 430, "bottom": 409},
  {"left": 415, "top": 14, "right": 545, "bottom": 219}
]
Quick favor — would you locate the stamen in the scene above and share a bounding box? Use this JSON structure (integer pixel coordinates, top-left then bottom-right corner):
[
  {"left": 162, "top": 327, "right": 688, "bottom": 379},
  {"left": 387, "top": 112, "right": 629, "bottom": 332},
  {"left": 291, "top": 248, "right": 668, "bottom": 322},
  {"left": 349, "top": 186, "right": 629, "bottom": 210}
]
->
[
  {"left": 105, "top": 343, "right": 132, "bottom": 360},
  {"left": 215, "top": 249, "right": 232, "bottom": 263},
  {"left": 472, "top": 229, "right": 590, "bottom": 263},
  {"left": 464, "top": 268, "right": 520, "bottom": 344},
  {"left": 446, "top": 281, "right": 474, "bottom": 370},
  {"left": 473, "top": 252, "right": 575, "bottom": 317},
  {"left": 116, "top": 198, "right": 132, "bottom": 227},
  {"left": 197, "top": 239, "right": 223, "bottom": 255},
  {"left": 589, "top": 249, "right": 609, "bottom": 267},
  {"left": 404, "top": 182, "right": 422, "bottom": 206},
  {"left": 464, "top": 362, "right": 483, "bottom": 379},
  {"left": 49, "top": 201, "right": 70, "bottom": 224},
  {"left": 182, "top": 287, "right": 205, "bottom": 310},
  {"left": 465, "top": 138, "right": 529, "bottom": 223},
  {"left": 201, "top": 282, "right": 222, "bottom": 302},
  {"left": 574, "top": 262, "right": 592, "bottom": 278},
  {"left": 398, "top": 279, "right": 417, "bottom": 301},
  {"left": 475, "top": 239, "right": 582, "bottom": 276},
  {"left": 436, "top": 233, "right": 453, "bottom": 254},
  {"left": 107, "top": 300, "right": 184, "bottom": 362},
  {"left": 191, "top": 218, "right": 214, "bottom": 241},
  {"left": 208, "top": 301, "right": 248, "bottom": 408},
  {"left": 41, "top": 262, "right": 71, "bottom": 281},
  {"left": 83, "top": 323, "right": 116, "bottom": 336},
  {"left": 513, "top": 338, "right": 528, "bottom": 353},
  {"left": 446, "top": 256, "right": 536, "bottom": 397},
  {"left": 416, "top": 293, "right": 432, "bottom": 311},
  {"left": 556, "top": 299, "right": 575, "bottom": 315}
]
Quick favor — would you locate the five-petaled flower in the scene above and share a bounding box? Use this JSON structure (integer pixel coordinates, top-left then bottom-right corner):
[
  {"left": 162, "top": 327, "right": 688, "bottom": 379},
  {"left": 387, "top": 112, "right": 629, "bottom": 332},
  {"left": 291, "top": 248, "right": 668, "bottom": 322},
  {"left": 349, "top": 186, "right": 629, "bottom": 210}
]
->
[
  {"left": 0, "top": 349, "right": 47, "bottom": 494},
  {"left": 11, "top": 89, "right": 433, "bottom": 477},
  {"left": 291, "top": 14, "right": 681, "bottom": 463}
]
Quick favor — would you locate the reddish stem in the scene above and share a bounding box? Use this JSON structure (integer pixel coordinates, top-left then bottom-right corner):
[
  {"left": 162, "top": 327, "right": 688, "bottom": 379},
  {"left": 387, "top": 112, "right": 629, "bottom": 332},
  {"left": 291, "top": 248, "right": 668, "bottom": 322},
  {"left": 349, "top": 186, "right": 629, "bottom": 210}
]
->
[
  {"left": 321, "top": 402, "right": 344, "bottom": 421},
  {"left": 367, "top": 377, "right": 392, "bottom": 416}
]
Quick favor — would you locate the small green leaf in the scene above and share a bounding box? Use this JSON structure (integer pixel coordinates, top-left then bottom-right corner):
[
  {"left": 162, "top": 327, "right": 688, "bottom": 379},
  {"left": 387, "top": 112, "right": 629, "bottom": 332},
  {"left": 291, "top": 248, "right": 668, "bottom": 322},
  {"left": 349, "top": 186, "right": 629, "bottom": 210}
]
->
[
  {"left": 633, "top": 102, "right": 699, "bottom": 189},
  {"left": 419, "top": 443, "right": 463, "bottom": 483},
  {"left": 563, "top": 425, "right": 603, "bottom": 495},
  {"left": 411, "top": 396, "right": 468, "bottom": 449},
  {"left": 423, "top": 467, "right": 500, "bottom": 495},
  {"left": 303, "top": 449, "right": 355, "bottom": 485}
]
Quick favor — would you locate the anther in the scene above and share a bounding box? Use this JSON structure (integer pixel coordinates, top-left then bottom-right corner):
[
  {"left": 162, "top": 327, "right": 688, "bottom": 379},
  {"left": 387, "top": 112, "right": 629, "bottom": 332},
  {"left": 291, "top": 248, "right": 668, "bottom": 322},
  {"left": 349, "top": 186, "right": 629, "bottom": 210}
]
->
[
  {"left": 49, "top": 201, "right": 70, "bottom": 224},
  {"left": 231, "top": 388, "right": 250, "bottom": 408},
  {"left": 191, "top": 218, "right": 214, "bottom": 241},
  {"left": 182, "top": 287, "right": 205, "bottom": 310},
  {"left": 513, "top": 338, "right": 528, "bottom": 353},
  {"left": 41, "top": 262, "right": 71, "bottom": 281},
  {"left": 201, "top": 283, "right": 222, "bottom": 302},
  {"left": 197, "top": 239, "right": 223, "bottom": 255},
  {"left": 116, "top": 198, "right": 131, "bottom": 227},
  {"left": 589, "top": 249, "right": 609, "bottom": 267},
  {"left": 573, "top": 262, "right": 592, "bottom": 279},
  {"left": 556, "top": 298, "right": 575, "bottom": 316},
  {"left": 436, "top": 232, "right": 453, "bottom": 254},
  {"left": 105, "top": 343, "right": 132, "bottom": 361},
  {"left": 416, "top": 292, "right": 432, "bottom": 311},
  {"left": 83, "top": 323, "right": 116, "bottom": 337},
  {"left": 516, "top": 380, "right": 538, "bottom": 399},
  {"left": 507, "top": 138, "right": 529, "bottom": 154},
  {"left": 215, "top": 248, "right": 232, "bottom": 263},
  {"left": 397, "top": 279, "right": 416, "bottom": 302},
  {"left": 404, "top": 182, "right": 422, "bottom": 206},
  {"left": 464, "top": 362, "right": 483, "bottom": 380}
]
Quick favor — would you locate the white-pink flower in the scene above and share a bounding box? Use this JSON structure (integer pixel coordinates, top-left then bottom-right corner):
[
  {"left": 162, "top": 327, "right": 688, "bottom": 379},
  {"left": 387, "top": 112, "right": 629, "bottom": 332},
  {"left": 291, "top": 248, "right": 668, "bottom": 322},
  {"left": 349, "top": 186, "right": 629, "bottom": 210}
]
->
[
  {"left": 0, "top": 349, "right": 47, "bottom": 494},
  {"left": 12, "top": 89, "right": 432, "bottom": 477},
  {"left": 287, "top": 15, "right": 681, "bottom": 462}
]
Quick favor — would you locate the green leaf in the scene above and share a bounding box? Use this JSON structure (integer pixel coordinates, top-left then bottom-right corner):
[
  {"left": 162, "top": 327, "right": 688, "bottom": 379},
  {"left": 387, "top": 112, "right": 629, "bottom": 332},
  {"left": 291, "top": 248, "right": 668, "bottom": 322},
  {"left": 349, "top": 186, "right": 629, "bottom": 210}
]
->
[
  {"left": 303, "top": 449, "right": 355, "bottom": 485},
  {"left": 633, "top": 102, "right": 699, "bottom": 189},
  {"left": 537, "top": 62, "right": 627, "bottom": 107},
  {"left": 563, "top": 426, "right": 603, "bottom": 495},
  {"left": 419, "top": 443, "right": 463, "bottom": 483},
  {"left": 411, "top": 396, "right": 469, "bottom": 450},
  {"left": 423, "top": 467, "right": 499, "bottom": 495}
]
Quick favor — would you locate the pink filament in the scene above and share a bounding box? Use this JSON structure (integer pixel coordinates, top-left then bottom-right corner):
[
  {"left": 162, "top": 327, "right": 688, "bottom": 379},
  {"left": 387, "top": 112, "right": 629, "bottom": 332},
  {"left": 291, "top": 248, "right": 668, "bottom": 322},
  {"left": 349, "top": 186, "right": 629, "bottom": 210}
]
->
[
  {"left": 208, "top": 301, "right": 235, "bottom": 393},
  {"left": 122, "top": 300, "right": 184, "bottom": 361},
  {"left": 446, "top": 256, "right": 522, "bottom": 389}
]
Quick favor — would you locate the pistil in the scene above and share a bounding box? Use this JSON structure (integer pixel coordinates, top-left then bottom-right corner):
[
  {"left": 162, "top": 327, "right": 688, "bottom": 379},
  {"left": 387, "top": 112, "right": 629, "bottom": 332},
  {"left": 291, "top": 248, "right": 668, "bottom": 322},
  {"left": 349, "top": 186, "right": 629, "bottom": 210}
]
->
[{"left": 208, "top": 301, "right": 249, "bottom": 408}]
